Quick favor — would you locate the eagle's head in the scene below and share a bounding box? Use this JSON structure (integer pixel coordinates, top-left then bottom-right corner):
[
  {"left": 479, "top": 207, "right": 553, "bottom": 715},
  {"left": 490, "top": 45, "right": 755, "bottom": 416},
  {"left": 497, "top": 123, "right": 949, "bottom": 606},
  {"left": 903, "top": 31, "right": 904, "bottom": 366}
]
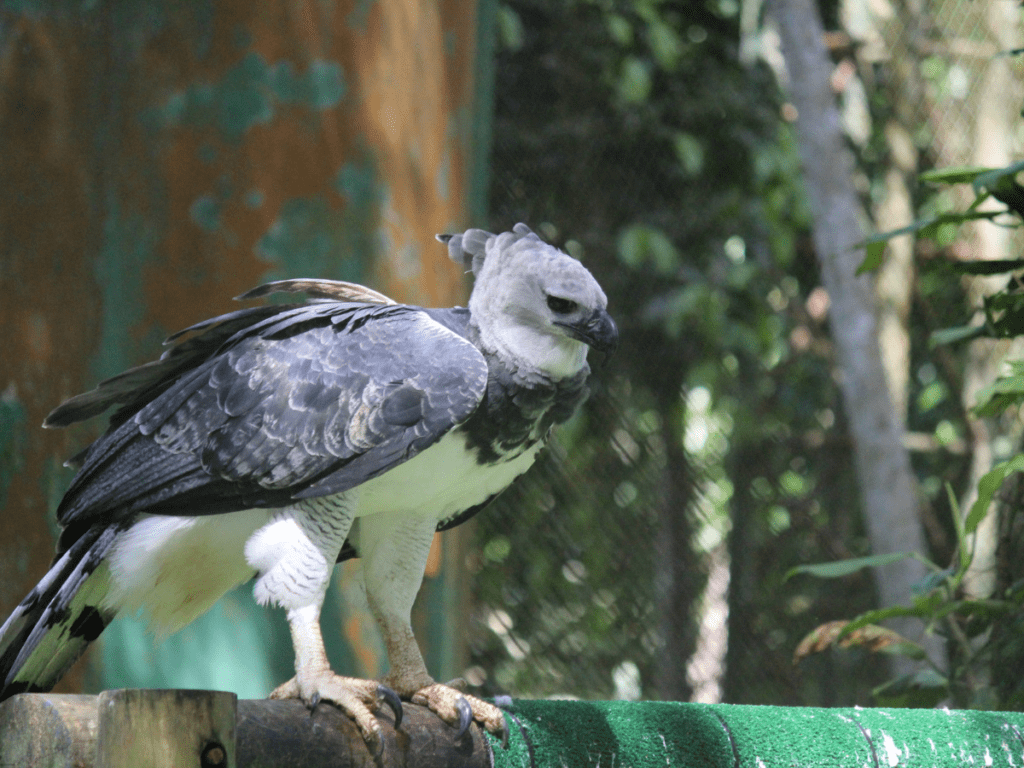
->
[{"left": 440, "top": 224, "right": 617, "bottom": 382}]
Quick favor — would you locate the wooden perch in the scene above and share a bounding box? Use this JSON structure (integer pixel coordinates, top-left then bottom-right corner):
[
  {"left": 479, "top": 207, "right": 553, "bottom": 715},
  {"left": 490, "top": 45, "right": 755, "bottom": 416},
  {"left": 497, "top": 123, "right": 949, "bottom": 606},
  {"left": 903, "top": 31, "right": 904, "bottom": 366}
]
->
[{"left": 0, "top": 689, "right": 493, "bottom": 768}]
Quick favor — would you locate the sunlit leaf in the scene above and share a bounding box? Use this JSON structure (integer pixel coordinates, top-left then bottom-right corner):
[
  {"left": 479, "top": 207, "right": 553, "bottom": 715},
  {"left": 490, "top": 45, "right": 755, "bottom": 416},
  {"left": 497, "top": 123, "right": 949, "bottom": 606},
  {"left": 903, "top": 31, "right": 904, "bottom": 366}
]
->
[{"left": 793, "top": 620, "right": 927, "bottom": 665}]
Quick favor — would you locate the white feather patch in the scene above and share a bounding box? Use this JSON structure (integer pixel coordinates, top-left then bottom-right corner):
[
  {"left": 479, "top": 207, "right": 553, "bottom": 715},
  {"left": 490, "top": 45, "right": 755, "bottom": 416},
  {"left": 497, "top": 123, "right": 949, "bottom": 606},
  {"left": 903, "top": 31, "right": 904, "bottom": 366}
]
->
[{"left": 103, "top": 509, "right": 272, "bottom": 635}]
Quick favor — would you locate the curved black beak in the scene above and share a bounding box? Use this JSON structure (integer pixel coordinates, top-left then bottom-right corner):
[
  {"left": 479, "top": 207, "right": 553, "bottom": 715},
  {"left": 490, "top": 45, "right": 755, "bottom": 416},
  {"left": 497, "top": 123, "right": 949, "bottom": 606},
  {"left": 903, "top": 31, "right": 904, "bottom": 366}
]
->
[{"left": 555, "top": 308, "right": 619, "bottom": 355}]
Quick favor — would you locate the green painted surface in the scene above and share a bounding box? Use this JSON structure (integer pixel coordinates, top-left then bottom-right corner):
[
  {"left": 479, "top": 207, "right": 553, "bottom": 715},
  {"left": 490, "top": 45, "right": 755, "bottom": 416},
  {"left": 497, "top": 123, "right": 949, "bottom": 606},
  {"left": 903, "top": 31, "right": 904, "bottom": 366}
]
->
[
  {"left": 494, "top": 700, "right": 1024, "bottom": 768},
  {"left": 257, "top": 194, "right": 368, "bottom": 282},
  {"left": 98, "top": 588, "right": 294, "bottom": 698},
  {"left": 153, "top": 52, "right": 347, "bottom": 144},
  {"left": 91, "top": 200, "right": 159, "bottom": 383},
  {"left": 0, "top": 390, "right": 27, "bottom": 515}
]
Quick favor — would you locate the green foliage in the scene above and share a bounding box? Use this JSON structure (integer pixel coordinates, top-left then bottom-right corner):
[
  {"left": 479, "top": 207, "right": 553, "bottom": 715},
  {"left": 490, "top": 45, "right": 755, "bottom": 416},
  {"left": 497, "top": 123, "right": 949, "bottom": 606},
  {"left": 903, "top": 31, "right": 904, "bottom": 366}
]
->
[{"left": 798, "top": 149, "right": 1024, "bottom": 709}]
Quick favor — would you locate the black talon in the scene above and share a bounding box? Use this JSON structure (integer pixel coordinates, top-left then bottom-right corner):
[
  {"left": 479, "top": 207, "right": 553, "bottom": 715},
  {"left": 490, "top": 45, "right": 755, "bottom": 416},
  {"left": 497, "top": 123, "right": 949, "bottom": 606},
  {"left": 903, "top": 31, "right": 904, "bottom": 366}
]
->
[
  {"left": 308, "top": 692, "right": 321, "bottom": 713},
  {"left": 369, "top": 730, "right": 384, "bottom": 760},
  {"left": 499, "top": 720, "right": 510, "bottom": 750},
  {"left": 377, "top": 684, "right": 403, "bottom": 730},
  {"left": 454, "top": 696, "right": 473, "bottom": 740}
]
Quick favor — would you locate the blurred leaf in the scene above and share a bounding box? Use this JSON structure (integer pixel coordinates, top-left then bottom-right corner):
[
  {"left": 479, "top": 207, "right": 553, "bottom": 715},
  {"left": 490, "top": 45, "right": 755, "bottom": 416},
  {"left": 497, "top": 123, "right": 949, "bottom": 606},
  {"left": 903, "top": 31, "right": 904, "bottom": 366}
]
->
[
  {"left": 974, "top": 361, "right": 1024, "bottom": 416},
  {"left": 948, "top": 259, "right": 1024, "bottom": 275},
  {"left": 964, "top": 453, "right": 1024, "bottom": 536},
  {"left": 873, "top": 670, "right": 949, "bottom": 709},
  {"left": 618, "top": 56, "right": 652, "bottom": 103},
  {"left": 784, "top": 552, "right": 916, "bottom": 583},
  {"left": 973, "top": 159, "right": 1024, "bottom": 195},
  {"left": 841, "top": 602, "right": 939, "bottom": 636},
  {"left": 647, "top": 19, "right": 684, "bottom": 70},
  {"left": 945, "top": 483, "right": 970, "bottom": 576},
  {"left": 605, "top": 13, "right": 633, "bottom": 46},
  {"left": 860, "top": 212, "right": 1004, "bottom": 275},
  {"left": 929, "top": 324, "right": 986, "bottom": 347},
  {"left": 857, "top": 239, "right": 886, "bottom": 274},
  {"left": 919, "top": 165, "right": 993, "bottom": 185},
  {"left": 911, "top": 566, "right": 954, "bottom": 596},
  {"left": 672, "top": 132, "right": 704, "bottom": 177},
  {"left": 496, "top": 5, "right": 525, "bottom": 52},
  {"left": 617, "top": 224, "right": 679, "bottom": 275}
]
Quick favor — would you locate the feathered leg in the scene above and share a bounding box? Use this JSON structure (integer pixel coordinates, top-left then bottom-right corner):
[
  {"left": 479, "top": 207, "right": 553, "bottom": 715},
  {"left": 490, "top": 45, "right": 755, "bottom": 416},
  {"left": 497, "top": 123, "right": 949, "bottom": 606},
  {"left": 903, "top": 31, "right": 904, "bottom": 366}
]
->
[
  {"left": 245, "top": 495, "right": 400, "bottom": 754},
  {"left": 359, "top": 511, "right": 508, "bottom": 741}
]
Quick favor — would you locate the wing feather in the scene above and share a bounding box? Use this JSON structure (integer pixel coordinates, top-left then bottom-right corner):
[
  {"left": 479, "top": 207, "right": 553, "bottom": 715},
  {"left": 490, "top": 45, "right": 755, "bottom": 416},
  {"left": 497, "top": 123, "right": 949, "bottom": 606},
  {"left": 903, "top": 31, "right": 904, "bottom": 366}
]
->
[{"left": 53, "top": 301, "right": 487, "bottom": 540}]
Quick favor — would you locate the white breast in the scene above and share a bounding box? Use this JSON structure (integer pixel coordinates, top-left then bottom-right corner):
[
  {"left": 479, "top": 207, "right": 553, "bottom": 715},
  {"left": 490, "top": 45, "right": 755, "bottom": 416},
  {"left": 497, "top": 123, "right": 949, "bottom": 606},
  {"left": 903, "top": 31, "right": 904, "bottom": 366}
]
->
[{"left": 352, "top": 429, "right": 543, "bottom": 522}]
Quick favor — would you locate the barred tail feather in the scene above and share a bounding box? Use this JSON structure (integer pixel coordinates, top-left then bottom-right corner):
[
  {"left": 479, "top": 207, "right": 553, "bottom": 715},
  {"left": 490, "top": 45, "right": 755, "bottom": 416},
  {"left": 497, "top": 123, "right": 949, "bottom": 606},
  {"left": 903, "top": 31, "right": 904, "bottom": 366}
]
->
[{"left": 0, "top": 525, "right": 120, "bottom": 699}]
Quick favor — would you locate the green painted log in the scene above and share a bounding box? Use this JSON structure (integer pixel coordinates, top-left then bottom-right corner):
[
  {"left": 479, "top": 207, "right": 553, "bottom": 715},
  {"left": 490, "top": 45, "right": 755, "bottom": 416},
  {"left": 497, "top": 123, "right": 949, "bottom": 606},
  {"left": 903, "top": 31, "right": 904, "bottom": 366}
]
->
[
  {"left": 4, "top": 693, "right": 1024, "bottom": 767},
  {"left": 493, "top": 700, "right": 1024, "bottom": 768},
  {"left": 0, "top": 0, "right": 493, "bottom": 698}
]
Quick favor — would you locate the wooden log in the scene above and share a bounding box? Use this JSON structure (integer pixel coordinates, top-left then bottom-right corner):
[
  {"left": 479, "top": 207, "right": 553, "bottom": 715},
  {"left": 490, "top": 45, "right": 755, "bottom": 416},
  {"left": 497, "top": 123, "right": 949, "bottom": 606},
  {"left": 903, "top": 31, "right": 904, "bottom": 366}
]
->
[
  {"left": 0, "top": 691, "right": 493, "bottom": 768},
  {"left": 0, "top": 693, "right": 98, "bottom": 768},
  {"left": 95, "top": 689, "right": 236, "bottom": 768}
]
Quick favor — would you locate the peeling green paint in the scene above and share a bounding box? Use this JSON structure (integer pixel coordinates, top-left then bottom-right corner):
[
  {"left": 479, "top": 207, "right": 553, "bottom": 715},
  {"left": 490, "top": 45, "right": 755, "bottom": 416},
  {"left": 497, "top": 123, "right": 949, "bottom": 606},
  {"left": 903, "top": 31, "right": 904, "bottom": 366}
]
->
[
  {"left": 256, "top": 154, "right": 381, "bottom": 282},
  {"left": 244, "top": 189, "right": 265, "bottom": 209},
  {"left": 333, "top": 156, "right": 380, "bottom": 209},
  {"left": 92, "top": 198, "right": 159, "bottom": 381},
  {"left": 152, "top": 52, "right": 347, "bottom": 144},
  {"left": 0, "top": 387, "right": 27, "bottom": 513},
  {"left": 271, "top": 59, "right": 346, "bottom": 109},
  {"left": 189, "top": 193, "right": 222, "bottom": 232},
  {"left": 346, "top": 0, "right": 377, "bottom": 31},
  {"left": 258, "top": 194, "right": 365, "bottom": 281}
]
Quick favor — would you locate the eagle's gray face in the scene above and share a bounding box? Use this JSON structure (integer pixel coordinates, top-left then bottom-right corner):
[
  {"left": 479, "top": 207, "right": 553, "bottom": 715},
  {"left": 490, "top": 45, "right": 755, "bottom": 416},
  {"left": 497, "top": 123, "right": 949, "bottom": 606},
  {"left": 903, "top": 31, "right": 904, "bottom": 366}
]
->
[{"left": 468, "top": 228, "right": 617, "bottom": 380}]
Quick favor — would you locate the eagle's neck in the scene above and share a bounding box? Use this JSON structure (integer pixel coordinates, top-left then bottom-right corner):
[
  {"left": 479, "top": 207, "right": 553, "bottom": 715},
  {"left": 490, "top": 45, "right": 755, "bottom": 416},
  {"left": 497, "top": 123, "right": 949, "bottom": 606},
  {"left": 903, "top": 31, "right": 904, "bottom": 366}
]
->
[{"left": 459, "top": 350, "right": 590, "bottom": 466}]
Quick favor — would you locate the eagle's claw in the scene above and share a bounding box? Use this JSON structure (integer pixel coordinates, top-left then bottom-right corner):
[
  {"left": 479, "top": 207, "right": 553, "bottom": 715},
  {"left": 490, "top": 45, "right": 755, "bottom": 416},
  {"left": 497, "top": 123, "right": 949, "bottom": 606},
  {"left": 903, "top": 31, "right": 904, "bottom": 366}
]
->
[
  {"left": 269, "top": 673, "right": 390, "bottom": 755},
  {"left": 454, "top": 696, "right": 473, "bottom": 740},
  {"left": 377, "top": 683, "right": 403, "bottom": 729},
  {"left": 409, "top": 682, "right": 508, "bottom": 743}
]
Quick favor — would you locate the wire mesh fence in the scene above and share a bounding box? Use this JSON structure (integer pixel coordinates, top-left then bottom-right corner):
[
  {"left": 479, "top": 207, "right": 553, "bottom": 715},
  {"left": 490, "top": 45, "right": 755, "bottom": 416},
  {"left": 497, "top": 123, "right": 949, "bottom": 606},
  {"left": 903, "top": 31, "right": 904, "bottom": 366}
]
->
[{"left": 461, "top": 0, "right": 1024, "bottom": 708}]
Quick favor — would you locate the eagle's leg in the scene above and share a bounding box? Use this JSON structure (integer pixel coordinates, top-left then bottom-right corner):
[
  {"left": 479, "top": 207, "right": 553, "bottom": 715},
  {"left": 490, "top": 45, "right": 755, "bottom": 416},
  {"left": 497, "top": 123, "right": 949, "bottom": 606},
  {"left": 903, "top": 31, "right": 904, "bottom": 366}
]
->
[
  {"left": 245, "top": 499, "right": 400, "bottom": 754},
  {"left": 270, "top": 601, "right": 402, "bottom": 754},
  {"left": 359, "top": 512, "right": 509, "bottom": 742}
]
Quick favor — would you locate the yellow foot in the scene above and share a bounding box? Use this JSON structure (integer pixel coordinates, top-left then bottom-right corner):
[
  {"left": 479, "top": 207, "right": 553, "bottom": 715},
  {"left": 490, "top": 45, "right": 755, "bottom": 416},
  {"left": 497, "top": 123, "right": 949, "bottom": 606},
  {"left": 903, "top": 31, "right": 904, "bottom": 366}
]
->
[
  {"left": 269, "top": 673, "right": 403, "bottom": 756},
  {"left": 409, "top": 680, "right": 509, "bottom": 745}
]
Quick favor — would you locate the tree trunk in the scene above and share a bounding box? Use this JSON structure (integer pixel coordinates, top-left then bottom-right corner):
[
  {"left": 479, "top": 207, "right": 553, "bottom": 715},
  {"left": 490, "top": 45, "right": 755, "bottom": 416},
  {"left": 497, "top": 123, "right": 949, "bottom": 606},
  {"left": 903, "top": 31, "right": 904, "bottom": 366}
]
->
[{"left": 768, "top": 0, "right": 945, "bottom": 675}]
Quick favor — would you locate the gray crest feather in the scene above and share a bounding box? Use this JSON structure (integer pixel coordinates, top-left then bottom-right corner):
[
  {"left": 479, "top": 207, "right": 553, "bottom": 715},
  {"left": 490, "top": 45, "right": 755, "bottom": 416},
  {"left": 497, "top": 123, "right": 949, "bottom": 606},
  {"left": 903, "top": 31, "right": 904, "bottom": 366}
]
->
[{"left": 437, "top": 227, "right": 496, "bottom": 276}]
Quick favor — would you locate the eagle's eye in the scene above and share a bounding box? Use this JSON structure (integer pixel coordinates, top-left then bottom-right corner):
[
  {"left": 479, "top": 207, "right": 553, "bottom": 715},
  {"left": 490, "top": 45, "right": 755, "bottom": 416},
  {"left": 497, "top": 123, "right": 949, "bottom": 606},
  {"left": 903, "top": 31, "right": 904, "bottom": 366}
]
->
[{"left": 546, "top": 295, "right": 578, "bottom": 314}]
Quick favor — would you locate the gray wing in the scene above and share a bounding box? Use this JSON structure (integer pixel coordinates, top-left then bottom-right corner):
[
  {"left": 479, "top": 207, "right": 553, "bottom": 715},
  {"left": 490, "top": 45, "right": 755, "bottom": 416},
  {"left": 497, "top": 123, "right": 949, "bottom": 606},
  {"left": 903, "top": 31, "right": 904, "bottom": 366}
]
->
[{"left": 54, "top": 301, "right": 487, "bottom": 545}]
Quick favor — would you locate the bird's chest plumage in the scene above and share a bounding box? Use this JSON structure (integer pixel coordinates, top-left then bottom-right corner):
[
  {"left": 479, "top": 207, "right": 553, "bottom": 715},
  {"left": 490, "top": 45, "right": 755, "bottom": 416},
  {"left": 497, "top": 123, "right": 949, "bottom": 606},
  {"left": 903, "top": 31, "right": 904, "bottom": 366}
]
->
[
  {"left": 353, "top": 368, "right": 588, "bottom": 524},
  {"left": 352, "top": 430, "right": 543, "bottom": 523}
]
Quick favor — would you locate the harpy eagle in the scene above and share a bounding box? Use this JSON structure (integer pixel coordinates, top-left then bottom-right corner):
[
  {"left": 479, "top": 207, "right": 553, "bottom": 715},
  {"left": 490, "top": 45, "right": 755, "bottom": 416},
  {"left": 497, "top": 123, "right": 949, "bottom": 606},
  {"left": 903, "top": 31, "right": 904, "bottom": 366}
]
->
[{"left": 0, "top": 223, "right": 616, "bottom": 751}]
